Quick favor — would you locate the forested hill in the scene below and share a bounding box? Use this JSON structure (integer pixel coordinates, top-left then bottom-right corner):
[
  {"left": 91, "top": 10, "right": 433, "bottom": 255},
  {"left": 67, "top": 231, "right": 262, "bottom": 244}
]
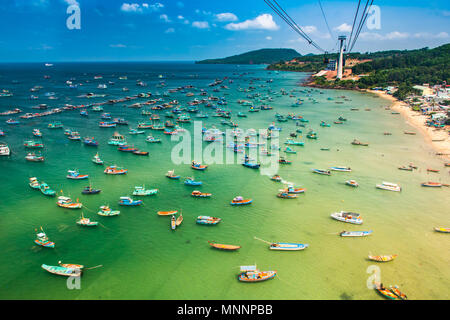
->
[{"left": 195, "top": 48, "right": 301, "bottom": 65}]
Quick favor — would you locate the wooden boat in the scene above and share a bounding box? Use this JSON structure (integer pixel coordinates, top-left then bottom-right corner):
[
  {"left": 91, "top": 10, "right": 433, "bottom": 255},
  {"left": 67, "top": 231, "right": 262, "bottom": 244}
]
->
[
  {"left": 434, "top": 227, "right": 450, "bottom": 233},
  {"left": 284, "top": 147, "right": 297, "bottom": 154},
  {"left": 230, "top": 196, "right": 253, "bottom": 205},
  {"left": 99, "top": 121, "right": 116, "bottom": 128},
  {"left": 331, "top": 211, "right": 363, "bottom": 225},
  {"left": 165, "top": 170, "right": 180, "bottom": 179},
  {"left": 42, "top": 264, "right": 82, "bottom": 277},
  {"left": 32, "top": 129, "right": 42, "bottom": 137},
  {"left": 104, "top": 165, "right": 127, "bottom": 175},
  {"left": 129, "top": 128, "right": 145, "bottom": 135},
  {"left": 196, "top": 216, "right": 221, "bottom": 225},
  {"left": 284, "top": 139, "right": 304, "bottom": 146},
  {"left": 39, "top": 182, "right": 56, "bottom": 196},
  {"left": 398, "top": 166, "right": 413, "bottom": 171},
  {"left": 404, "top": 131, "right": 416, "bottom": 135},
  {"left": 269, "top": 243, "right": 308, "bottom": 251},
  {"left": 208, "top": 241, "right": 241, "bottom": 251},
  {"left": 340, "top": 230, "right": 372, "bottom": 237},
  {"left": 191, "top": 190, "right": 212, "bottom": 198},
  {"left": 176, "top": 213, "right": 183, "bottom": 226},
  {"left": 97, "top": 205, "right": 120, "bottom": 216},
  {"left": 426, "top": 168, "right": 440, "bottom": 173},
  {"left": 58, "top": 261, "right": 84, "bottom": 269},
  {"left": 171, "top": 215, "right": 177, "bottom": 230},
  {"left": 118, "top": 145, "right": 138, "bottom": 152},
  {"left": 373, "top": 282, "right": 398, "bottom": 300},
  {"left": 184, "top": 177, "right": 202, "bottom": 186},
  {"left": 146, "top": 135, "right": 161, "bottom": 143},
  {"left": 57, "top": 196, "right": 82, "bottom": 209},
  {"left": 368, "top": 254, "right": 398, "bottom": 262},
  {"left": 277, "top": 192, "right": 298, "bottom": 199},
  {"left": 29, "top": 177, "right": 40, "bottom": 189},
  {"left": 312, "top": 169, "right": 331, "bottom": 175},
  {"left": 157, "top": 210, "right": 178, "bottom": 216},
  {"left": 351, "top": 139, "right": 369, "bottom": 146},
  {"left": 191, "top": 161, "right": 208, "bottom": 170},
  {"left": 238, "top": 265, "right": 276, "bottom": 282},
  {"left": 66, "top": 170, "right": 89, "bottom": 180},
  {"left": 24, "top": 140, "right": 44, "bottom": 148},
  {"left": 76, "top": 212, "right": 98, "bottom": 226},
  {"left": 283, "top": 186, "right": 306, "bottom": 194},
  {"left": 271, "top": 175, "right": 282, "bottom": 182},
  {"left": 421, "top": 182, "right": 443, "bottom": 187},
  {"left": 25, "top": 152, "right": 44, "bottom": 162},
  {"left": 133, "top": 186, "right": 158, "bottom": 196},
  {"left": 83, "top": 137, "right": 98, "bottom": 146},
  {"left": 119, "top": 196, "right": 142, "bottom": 206},
  {"left": 242, "top": 161, "right": 260, "bottom": 169},
  {"left": 345, "top": 180, "right": 359, "bottom": 187},
  {"left": 389, "top": 285, "right": 407, "bottom": 300},
  {"left": 329, "top": 166, "right": 351, "bottom": 172},
  {"left": 34, "top": 228, "right": 55, "bottom": 248},
  {"left": 81, "top": 186, "right": 101, "bottom": 195},
  {"left": 376, "top": 182, "right": 401, "bottom": 192}
]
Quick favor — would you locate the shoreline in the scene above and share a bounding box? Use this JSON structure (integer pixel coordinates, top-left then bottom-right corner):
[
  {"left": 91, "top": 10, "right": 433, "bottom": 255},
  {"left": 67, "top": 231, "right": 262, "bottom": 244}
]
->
[{"left": 364, "top": 89, "right": 450, "bottom": 161}]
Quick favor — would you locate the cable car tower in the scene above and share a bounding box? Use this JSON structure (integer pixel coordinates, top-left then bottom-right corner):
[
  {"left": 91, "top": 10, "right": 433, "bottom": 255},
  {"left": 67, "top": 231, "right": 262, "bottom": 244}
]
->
[{"left": 337, "top": 35, "right": 347, "bottom": 80}]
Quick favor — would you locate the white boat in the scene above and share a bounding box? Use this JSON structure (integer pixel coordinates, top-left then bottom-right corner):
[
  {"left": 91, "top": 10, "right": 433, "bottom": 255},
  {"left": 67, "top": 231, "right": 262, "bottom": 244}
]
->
[
  {"left": 376, "top": 182, "right": 401, "bottom": 192},
  {"left": 0, "top": 142, "right": 10, "bottom": 156},
  {"left": 331, "top": 211, "right": 363, "bottom": 225},
  {"left": 132, "top": 186, "right": 158, "bottom": 196},
  {"left": 329, "top": 166, "right": 352, "bottom": 172},
  {"left": 92, "top": 153, "right": 103, "bottom": 165}
]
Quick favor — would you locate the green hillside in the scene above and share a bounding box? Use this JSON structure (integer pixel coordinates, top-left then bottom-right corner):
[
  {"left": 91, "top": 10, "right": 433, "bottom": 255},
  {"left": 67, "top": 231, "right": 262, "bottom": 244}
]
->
[{"left": 196, "top": 48, "right": 301, "bottom": 65}]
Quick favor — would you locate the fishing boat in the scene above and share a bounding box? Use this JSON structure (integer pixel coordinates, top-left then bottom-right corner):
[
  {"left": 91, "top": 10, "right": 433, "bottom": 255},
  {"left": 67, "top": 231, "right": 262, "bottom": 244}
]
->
[
  {"left": 277, "top": 192, "right": 298, "bottom": 199},
  {"left": 99, "top": 121, "right": 116, "bottom": 128},
  {"left": 118, "top": 145, "right": 138, "bottom": 152},
  {"left": 29, "top": 177, "right": 40, "bottom": 189},
  {"left": 398, "top": 165, "right": 413, "bottom": 171},
  {"left": 165, "top": 170, "right": 180, "bottom": 179},
  {"left": 92, "top": 153, "right": 103, "bottom": 165},
  {"left": 129, "top": 128, "right": 145, "bottom": 135},
  {"left": 339, "top": 230, "right": 372, "bottom": 237},
  {"left": 41, "top": 264, "right": 82, "bottom": 277},
  {"left": 271, "top": 175, "right": 282, "bottom": 182},
  {"left": 191, "top": 190, "right": 212, "bottom": 198},
  {"left": 269, "top": 243, "right": 308, "bottom": 251},
  {"left": 208, "top": 241, "right": 241, "bottom": 251},
  {"left": 284, "top": 147, "right": 297, "bottom": 154},
  {"left": 184, "top": 177, "right": 202, "bottom": 186},
  {"left": 196, "top": 216, "right": 221, "bottom": 225},
  {"left": 25, "top": 152, "right": 44, "bottom": 162},
  {"left": 34, "top": 228, "right": 55, "bottom": 248},
  {"left": 66, "top": 169, "right": 89, "bottom": 180},
  {"left": 421, "top": 182, "right": 443, "bottom": 187},
  {"left": 434, "top": 227, "right": 450, "bottom": 233},
  {"left": 118, "top": 196, "right": 142, "bottom": 206},
  {"left": 320, "top": 121, "right": 331, "bottom": 127},
  {"left": 170, "top": 216, "right": 176, "bottom": 230},
  {"left": 81, "top": 185, "right": 101, "bottom": 195},
  {"left": 284, "top": 139, "right": 304, "bottom": 146},
  {"left": 368, "top": 254, "right": 398, "bottom": 262},
  {"left": 6, "top": 119, "right": 20, "bottom": 125},
  {"left": 351, "top": 139, "right": 369, "bottom": 146},
  {"left": 104, "top": 165, "right": 127, "bottom": 175},
  {"left": 32, "top": 129, "right": 42, "bottom": 137},
  {"left": 312, "top": 169, "right": 331, "bottom": 175},
  {"left": 191, "top": 161, "right": 208, "bottom": 170},
  {"left": 83, "top": 137, "right": 98, "bottom": 146},
  {"left": 39, "top": 182, "right": 56, "bottom": 196},
  {"left": 132, "top": 186, "right": 158, "bottom": 196},
  {"left": 145, "top": 135, "right": 161, "bottom": 143},
  {"left": 97, "top": 205, "right": 120, "bottom": 216},
  {"left": 306, "top": 131, "right": 317, "bottom": 139},
  {"left": 68, "top": 132, "right": 81, "bottom": 141},
  {"left": 57, "top": 196, "right": 82, "bottom": 209},
  {"left": 230, "top": 196, "right": 253, "bottom": 205},
  {"left": 48, "top": 122, "right": 63, "bottom": 129},
  {"left": 242, "top": 157, "right": 260, "bottom": 169},
  {"left": 238, "top": 265, "right": 276, "bottom": 282},
  {"left": 373, "top": 282, "right": 398, "bottom": 300},
  {"left": 157, "top": 210, "right": 178, "bottom": 216},
  {"left": 76, "top": 212, "right": 98, "bottom": 227},
  {"left": 283, "top": 186, "right": 306, "bottom": 194},
  {"left": 108, "top": 132, "right": 126, "bottom": 145},
  {"left": 389, "top": 285, "right": 408, "bottom": 300},
  {"left": 345, "top": 180, "right": 359, "bottom": 187},
  {"left": 331, "top": 211, "right": 363, "bottom": 224},
  {"left": 427, "top": 168, "right": 440, "bottom": 173},
  {"left": 329, "top": 166, "right": 351, "bottom": 172},
  {"left": 24, "top": 140, "right": 44, "bottom": 148},
  {"left": 376, "top": 182, "right": 401, "bottom": 192},
  {"left": 278, "top": 157, "right": 292, "bottom": 164},
  {"left": 132, "top": 150, "right": 149, "bottom": 156}
]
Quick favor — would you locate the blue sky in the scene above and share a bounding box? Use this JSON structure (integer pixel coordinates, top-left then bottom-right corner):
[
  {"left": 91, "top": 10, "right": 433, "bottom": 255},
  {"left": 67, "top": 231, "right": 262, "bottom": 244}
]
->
[{"left": 0, "top": 0, "right": 449, "bottom": 61}]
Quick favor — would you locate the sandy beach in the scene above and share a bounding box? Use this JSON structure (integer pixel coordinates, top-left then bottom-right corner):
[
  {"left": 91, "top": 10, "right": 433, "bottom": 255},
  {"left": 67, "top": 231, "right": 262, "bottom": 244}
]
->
[{"left": 366, "top": 89, "right": 450, "bottom": 161}]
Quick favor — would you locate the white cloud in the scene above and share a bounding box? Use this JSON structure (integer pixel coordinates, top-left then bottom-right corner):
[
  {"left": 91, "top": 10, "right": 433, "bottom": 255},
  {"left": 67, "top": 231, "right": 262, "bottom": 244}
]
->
[
  {"left": 300, "top": 25, "right": 331, "bottom": 39},
  {"left": 385, "top": 31, "right": 409, "bottom": 40},
  {"left": 165, "top": 28, "right": 175, "bottom": 33},
  {"left": 216, "top": 13, "right": 238, "bottom": 22},
  {"left": 120, "top": 2, "right": 163, "bottom": 13},
  {"left": 266, "top": 36, "right": 272, "bottom": 40},
  {"left": 110, "top": 44, "right": 126, "bottom": 48},
  {"left": 359, "top": 31, "right": 410, "bottom": 41},
  {"left": 334, "top": 23, "right": 352, "bottom": 32},
  {"left": 414, "top": 31, "right": 449, "bottom": 39},
  {"left": 225, "top": 14, "right": 279, "bottom": 31},
  {"left": 192, "top": 21, "right": 210, "bottom": 29},
  {"left": 160, "top": 14, "right": 171, "bottom": 22},
  {"left": 177, "top": 15, "right": 184, "bottom": 19}
]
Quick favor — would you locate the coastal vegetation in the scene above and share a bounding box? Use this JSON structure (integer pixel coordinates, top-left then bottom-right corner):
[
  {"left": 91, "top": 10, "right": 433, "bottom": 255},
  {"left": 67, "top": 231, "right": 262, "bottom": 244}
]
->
[{"left": 196, "top": 48, "right": 301, "bottom": 65}]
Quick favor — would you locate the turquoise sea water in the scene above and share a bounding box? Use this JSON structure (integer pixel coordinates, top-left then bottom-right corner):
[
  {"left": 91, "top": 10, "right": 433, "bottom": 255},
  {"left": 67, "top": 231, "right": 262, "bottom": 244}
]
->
[{"left": 0, "top": 63, "right": 448, "bottom": 300}]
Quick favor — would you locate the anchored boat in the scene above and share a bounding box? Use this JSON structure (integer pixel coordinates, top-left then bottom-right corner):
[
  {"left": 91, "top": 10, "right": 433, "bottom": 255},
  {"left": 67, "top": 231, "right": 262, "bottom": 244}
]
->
[
  {"left": 230, "top": 196, "right": 253, "bottom": 205},
  {"left": 104, "top": 165, "right": 127, "bottom": 175},
  {"left": 331, "top": 211, "right": 363, "bottom": 225},
  {"left": 42, "top": 264, "right": 82, "bottom": 277},
  {"left": 208, "top": 241, "right": 241, "bottom": 251},
  {"left": 92, "top": 153, "right": 103, "bottom": 165},
  {"left": 345, "top": 180, "right": 359, "bottom": 187},
  {"left": 119, "top": 196, "right": 142, "bottom": 206},
  {"left": 238, "top": 265, "right": 276, "bottom": 282},
  {"left": 57, "top": 196, "right": 82, "bottom": 209},
  {"left": 340, "top": 230, "right": 372, "bottom": 237},
  {"left": 192, "top": 190, "right": 212, "bottom": 198},
  {"left": 157, "top": 210, "right": 178, "bottom": 216},
  {"left": 76, "top": 212, "right": 98, "bottom": 227},
  {"left": 376, "top": 182, "right": 401, "bottom": 192},
  {"left": 196, "top": 216, "right": 221, "bottom": 225},
  {"left": 132, "top": 186, "right": 158, "bottom": 196},
  {"left": 165, "top": 170, "right": 180, "bottom": 179},
  {"left": 39, "top": 182, "right": 56, "bottom": 196},
  {"left": 97, "top": 205, "right": 120, "bottom": 216},
  {"left": 67, "top": 169, "right": 89, "bottom": 180},
  {"left": 191, "top": 161, "right": 208, "bottom": 170},
  {"left": 34, "top": 227, "right": 55, "bottom": 248},
  {"left": 184, "top": 177, "right": 202, "bottom": 186},
  {"left": 368, "top": 254, "right": 398, "bottom": 262}
]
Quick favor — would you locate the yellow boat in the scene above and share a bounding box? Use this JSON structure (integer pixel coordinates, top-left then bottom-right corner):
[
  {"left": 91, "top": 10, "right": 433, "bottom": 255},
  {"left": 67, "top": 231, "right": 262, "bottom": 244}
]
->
[
  {"left": 208, "top": 241, "right": 241, "bottom": 251},
  {"left": 368, "top": 254, "right": 398, "bottom": 262}
]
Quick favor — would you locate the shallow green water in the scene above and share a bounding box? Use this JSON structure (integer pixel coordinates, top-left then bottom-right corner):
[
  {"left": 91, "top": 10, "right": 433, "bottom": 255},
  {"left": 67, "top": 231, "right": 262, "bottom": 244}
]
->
[{"left": 0, "top": 63, "right": 448, "bottom": 300}]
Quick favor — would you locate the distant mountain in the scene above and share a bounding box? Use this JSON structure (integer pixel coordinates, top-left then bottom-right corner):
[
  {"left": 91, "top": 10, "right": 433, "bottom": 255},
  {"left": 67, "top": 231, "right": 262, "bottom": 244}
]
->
[{"left": 196, "top": 48, "right": 301, "bottom": 65}]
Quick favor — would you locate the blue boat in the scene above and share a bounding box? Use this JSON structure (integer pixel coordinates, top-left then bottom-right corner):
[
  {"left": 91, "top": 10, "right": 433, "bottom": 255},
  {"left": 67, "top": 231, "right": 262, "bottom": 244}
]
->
[
  {"left": 184, "top": 177, "right": 202, "bottom": 186},
  {"left": 196, "top": 216, "right": 221, "bottom": 225},
  {"left": 242, "top": 162, "right": 260, "bottom": 169},
  {"left": 39, "top": 182, "right": 56, "bottom": 196},
  {"left": 83, "top": 137, "right": 98, "bottom": 146},
  {"left": 269, "top": 243, "right": 309, "bottom": 251},
  {"left": 340, "top": 230, "right": 373, "bottom": 237},
  {"left": 118, "top": 196, "right": 142, "bottom": 206}
]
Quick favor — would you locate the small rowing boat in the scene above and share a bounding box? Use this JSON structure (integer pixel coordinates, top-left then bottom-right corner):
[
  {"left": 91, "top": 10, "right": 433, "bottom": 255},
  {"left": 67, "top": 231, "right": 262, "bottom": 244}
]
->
[
  {"left": 208, "top": 241, "right": 241, "bottom": 251},
  {"left": 340, "top": 230, "right": 372, "bottom": 237},
  {"left": 345, "top": 180, "right": 359, "bottom": 187},
  {"left": 58, "top": 261, "right": 84, "bottom": 269},
  {"left": 329, "top": 166, "right": 351, "bottom": 172},
  {"left": 184, "top": 177, "right": 202, "bottom": 186},
  {"left": 191, "top": 161, "right": 208, "bottom": 170},
  {"left": 196, "top": 216, "right": 221, "bottom": 225},
  {"left": 351, "top": 139, "right": 369, "bottom": 146},
  {"left": 271, "top": 175, "right": 282, "bottom": 182},
  {"left": 398, "top": 165, "right": 413, "bottom": 171},
  {"left": 278, "top": 157, "right": 292, "bottom": 164},
  {"left": 331, "top": 211, "right": 363, "bottom": 224},
  {"left": 284, "top": 146, "right": 297, "bottom": 154},
  {"left": 434, "top": 227, "right": 450, "bottom": 233},
  {"left": 97, "top": 205, "right": 120, "bottom": 216},
  {"left": 277, "top": 192, "right": 298, "bottom": 199},
  {"left": 146, "top": 135, "right": 161, "bottom": 143},
  {"left": 230, "top": 196, "right": 253, "bottom": 205},
  {"left": 389, "top": 285, "right": 407, "bottom": 300},
  {"left": 238, "top": 265, "right": 276, "bottom": 282},
  {"left": 192, "top": 190, "right": 212, "bottom": 197},
  {"left": 42, "top": 264, "right": 82, "bottom": 277},
  {"left": 132, "top": 150, "right": 149, "bottom": 156},
  {"left": 157, "top": 210, "right": 178, "bottom": 216},
  {"left": 165, "top": 169, "right": 180, "bottom": 179},
  {"left": 312, "top": 169, "right": 331, "bottom": 175},
  {"left": 373, "top": 282, "right": 398, "bottom": 300},
  {"left": 83, "top": 137, "right": 98, "bottom": 146},
  {"left": 421, "top": 182, "right": 443, "bottom": 187},
  {"left": 269, "top": 243, "right": 308, "bottom": 251},
  {"left": 176, "top": 213, "right": 183, "bottom": 226},
  {"left": 368, "top": 254, "right": 398, "bottom": 262},
  {"left": 282, "top": 186, "right": 306, "bottom": 194},
  {"left": 29, "top": 177, "right": 40, "bottom": 189},
  {"left": 171, "top": 215, "right": 177, "bottom": 230},
  {"left": 427, "top": 168, "right": 439, "bottom": 173}
]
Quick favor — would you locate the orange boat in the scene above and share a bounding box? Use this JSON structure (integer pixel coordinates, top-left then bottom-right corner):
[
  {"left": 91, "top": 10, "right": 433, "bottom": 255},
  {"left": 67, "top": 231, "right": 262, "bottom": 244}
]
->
[
  {"left": 58, "top": 261, "right": 84, "bottom": 269},
  {"left": 191, "top": 190, "right": 212, "bottom": 197},
  {"left": 427, "top": 168, "right": 440, "bottom": 173},
  {"left": 208, "top": 241, "right": 241, "bottom": 251},
  {"left": 157, "top": 210, "right": 178, "bottom": 216}
]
